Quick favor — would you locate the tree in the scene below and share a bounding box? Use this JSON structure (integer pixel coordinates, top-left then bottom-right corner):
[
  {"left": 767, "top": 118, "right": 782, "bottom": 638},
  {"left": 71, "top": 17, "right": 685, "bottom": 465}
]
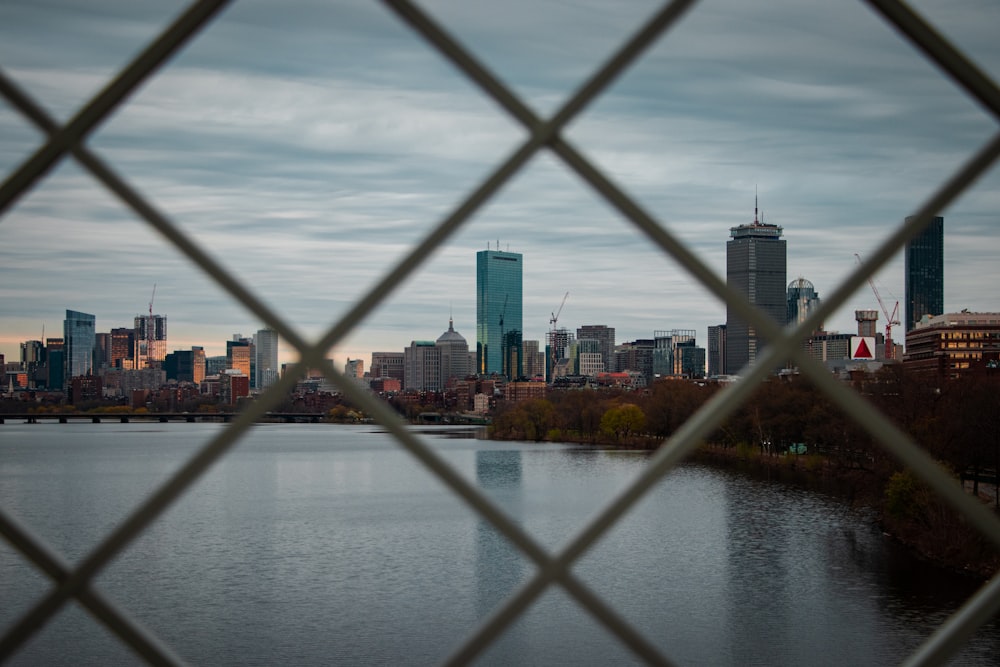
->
[{"left": 600, "top": 403, "right": 646, "bottom": 443}]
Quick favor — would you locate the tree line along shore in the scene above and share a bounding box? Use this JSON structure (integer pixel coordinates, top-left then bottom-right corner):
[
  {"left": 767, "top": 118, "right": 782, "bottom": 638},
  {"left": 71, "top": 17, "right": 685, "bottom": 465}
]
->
[{"left": 487, "top": 367, "right": 1000, "bottom": 578}]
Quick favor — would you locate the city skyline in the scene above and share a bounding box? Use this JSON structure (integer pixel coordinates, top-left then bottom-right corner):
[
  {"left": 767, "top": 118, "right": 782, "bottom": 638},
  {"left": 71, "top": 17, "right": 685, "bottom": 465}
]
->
[{"left": 1, "top": 2, "right": 997, "bottom": 368}]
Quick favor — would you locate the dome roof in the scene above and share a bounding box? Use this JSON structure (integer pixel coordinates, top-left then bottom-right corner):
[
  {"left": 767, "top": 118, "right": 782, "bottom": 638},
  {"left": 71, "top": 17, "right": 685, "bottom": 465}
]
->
[
  {"left": 436, "top": 318, "right": 467, "bottom": 344},
  {"left": 788, "top": 277, "right": 815, "bottom": 291}
]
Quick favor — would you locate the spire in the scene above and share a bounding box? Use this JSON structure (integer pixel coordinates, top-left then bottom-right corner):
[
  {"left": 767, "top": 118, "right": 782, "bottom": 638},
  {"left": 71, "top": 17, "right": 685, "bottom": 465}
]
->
[
  {"left": 448, "top": 315, "right": 454, "bottom": 332},
  {"left": 754, "top": 186, "right": 759, "bottom": 225}
]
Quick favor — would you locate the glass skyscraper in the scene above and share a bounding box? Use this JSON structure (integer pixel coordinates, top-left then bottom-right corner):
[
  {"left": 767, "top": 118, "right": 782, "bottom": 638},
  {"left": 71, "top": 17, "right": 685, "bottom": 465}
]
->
[
  {"left": 904, "top": 215, "right": 943, "bottom": 333},
  {"left": 726, "top": 216, "right": 787, "bottom": 374},
  {"left": 476, "top": 248, "right": 523, "bottom": 377},
  {"left": 786, "top": 278, "right": 821, "bottom": 330},
  {"left": 63, "top": 309, "right": 96, "bottom": 386}
]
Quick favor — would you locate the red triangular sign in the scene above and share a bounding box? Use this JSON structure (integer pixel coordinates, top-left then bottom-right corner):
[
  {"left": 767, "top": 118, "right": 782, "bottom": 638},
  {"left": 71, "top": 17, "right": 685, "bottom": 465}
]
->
[{"left": 855, "top": 338, "right": 873, "bottom": 358}]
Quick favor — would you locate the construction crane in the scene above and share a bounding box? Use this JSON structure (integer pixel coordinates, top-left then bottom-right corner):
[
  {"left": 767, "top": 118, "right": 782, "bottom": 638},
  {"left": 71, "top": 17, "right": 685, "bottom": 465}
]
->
[
  {"left": 854, "top": 254, "right": 900, "bottom": 360},
  {"left": 548, "top": 292, "right": 569, "bottom": 382},
  {"left": 550, "top": 291, "right": 569, "bottom": 330}
]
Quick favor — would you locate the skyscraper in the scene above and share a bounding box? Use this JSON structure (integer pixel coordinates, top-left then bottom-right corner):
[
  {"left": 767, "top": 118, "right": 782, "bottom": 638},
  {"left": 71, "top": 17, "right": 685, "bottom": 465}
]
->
[
  {"left": 64, "top": 309, "right": 95, "bottom": 387},
  {"left": 476, "top": 247, "right": 523, "bottom": 377},
  {"left": 707, "top": 324, "right": 726, "bottom": 377},
  {"left": 436, "top": 317, "right": 471, "bottom": 385},
  {"left": 255, "top": 328, "right": 279, "bottom": 390},
  {"left": 904, "top": 215, "right": 944, "bottom": 333},
  {"left": 725, "top": 206, "right": 787, "bottom": 374},
  {"left": 134, "top": 314, "right": 167, "bottom": 368},
  {"left": 786, "top": 278, "right": 821, "bottom": 331}
]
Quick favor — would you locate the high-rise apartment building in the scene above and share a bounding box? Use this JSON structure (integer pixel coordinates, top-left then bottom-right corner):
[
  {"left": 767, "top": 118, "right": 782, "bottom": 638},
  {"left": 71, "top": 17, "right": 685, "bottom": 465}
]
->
[
  {"left": 904, "top": 215, "right": 944, "bottom": 333},
  {"left": 64, "top": 310, "right": 96, "bottom": 387},
  {"left": 726, "top": 207, "right": 787, "bottom": 374},
  {"left": 476, "top": 248, "right": 523, "bottom": 378},
  {"left": 255, "top": 328, "right": 279, "bottom": 390}
]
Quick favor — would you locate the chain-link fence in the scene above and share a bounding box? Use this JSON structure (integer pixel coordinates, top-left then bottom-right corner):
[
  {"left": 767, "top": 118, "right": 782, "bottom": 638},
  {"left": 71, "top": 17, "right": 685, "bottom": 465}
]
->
[{"left": 1, "top": 1, "right": 999, "bottom": 665}]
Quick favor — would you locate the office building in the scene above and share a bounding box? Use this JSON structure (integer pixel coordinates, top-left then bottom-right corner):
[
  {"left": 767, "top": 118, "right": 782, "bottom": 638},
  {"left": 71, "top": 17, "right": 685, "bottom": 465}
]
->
[
  {"left": 134, "top": 314, "right": 167, "bottom": 368},
  {"left": 110, "top": 327, "right": 135, "bottom": 369},
  {"left": 404, "top": 341, "right": 441, "bottom": 391},
  {"left": 615, "top": 339, "right": 655, "bottom": 384},
  {"left": 255, "top": 328, "right": 279, "bottom": 390},
  {"left": 46, "top": 337, "right": 64, "bottom": 390},
  {"left": 522, "top": 339, "right": 545, "bottom": 379},
  {"left": 904, "top": 215, "right": 944, "bottom": 333},
  {"left": 904, "top": 311, "right": 1000, "bottom": 379},
  {"left": 227, "top": 339, "right": 251, "bottom": 378},
  {"left": 164, "top": 349, "right": 196, "bottom": 382},
  {"left": 20, "top": 340, "right": 44, "bottom": 388},
  {"left": 577, "top": 325, "right": 615, "bottom": 375},
  {"left": 64, "top": 310, "right": 96, "bottom": 387},
  {"left": 345, "top": 358, "right": 365, "bottom": 379},
  {"left": 371, "top": 351, "right": 405, "bottom": 381},
  {"left": 192, "top": 347, "right": 206, "bottom": 384},
  {"left": 653, "top": 330, "right": 700, "bottom": 378},
  {"left": 726, "top": 207, "right": 787, "bottom": 374},
  {"left": 476, "top": 247, "right": 523, "bottom": 377},
  {"left": 787, "top": 278, "right": 821, "bottom": 332},
  {"left": 707, "top": 325, "right": 726, "bottom": 377},
  {"left": 436, "top": 317, "right": 471, "bottom": 386}
]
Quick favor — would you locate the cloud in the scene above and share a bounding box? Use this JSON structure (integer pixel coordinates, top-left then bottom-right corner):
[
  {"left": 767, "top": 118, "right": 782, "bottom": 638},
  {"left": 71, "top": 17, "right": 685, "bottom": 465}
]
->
[{"left": 0, "top": 0, "right": 997, "bottom": 367}]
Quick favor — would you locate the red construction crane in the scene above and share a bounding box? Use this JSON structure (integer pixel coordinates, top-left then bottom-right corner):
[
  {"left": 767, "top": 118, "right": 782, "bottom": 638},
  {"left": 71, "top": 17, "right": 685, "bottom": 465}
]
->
[{"left": 854, "top": 254, "right": 899, "bottom": 360}]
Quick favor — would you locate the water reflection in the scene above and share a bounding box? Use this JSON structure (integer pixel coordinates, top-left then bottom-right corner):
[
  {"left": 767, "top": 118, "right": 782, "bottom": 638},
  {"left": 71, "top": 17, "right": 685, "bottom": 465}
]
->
[{"left": 474, "top": 449, "right": 526, "bottom": 655}]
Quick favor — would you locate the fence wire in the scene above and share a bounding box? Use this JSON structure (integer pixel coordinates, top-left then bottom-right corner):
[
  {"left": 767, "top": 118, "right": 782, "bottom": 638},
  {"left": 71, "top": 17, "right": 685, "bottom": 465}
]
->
[{"left": 1, "top": 0, "right": 999, "bottom": 665}]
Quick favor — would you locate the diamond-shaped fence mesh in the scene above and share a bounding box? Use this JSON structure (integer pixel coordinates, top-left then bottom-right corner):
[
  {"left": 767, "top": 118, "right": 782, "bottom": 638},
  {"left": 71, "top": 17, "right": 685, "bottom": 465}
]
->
[{"left": 1, "top": 0, "right": 999, "bottom": 665}]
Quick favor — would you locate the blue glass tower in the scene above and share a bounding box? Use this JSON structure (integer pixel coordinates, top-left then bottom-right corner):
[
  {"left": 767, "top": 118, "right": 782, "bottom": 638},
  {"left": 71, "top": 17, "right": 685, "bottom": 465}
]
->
[
  {"left": 63, "top": 309, "right": 96, "bottom": 387},
  {"left": 476, "top": 249, "right": 523, "bottom": 377}
]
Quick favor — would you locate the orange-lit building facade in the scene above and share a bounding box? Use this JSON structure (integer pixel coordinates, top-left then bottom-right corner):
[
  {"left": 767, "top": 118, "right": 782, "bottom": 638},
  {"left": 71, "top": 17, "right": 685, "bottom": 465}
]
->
[{"left": 903, "top": 312, "right": 1000, "bottom": 380}]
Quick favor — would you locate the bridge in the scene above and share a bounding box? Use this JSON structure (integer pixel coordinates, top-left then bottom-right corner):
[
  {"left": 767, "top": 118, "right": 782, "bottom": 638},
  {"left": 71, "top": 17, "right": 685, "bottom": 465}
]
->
[{"left": 0, "top": 413, "right": 331, "bottom": 424}]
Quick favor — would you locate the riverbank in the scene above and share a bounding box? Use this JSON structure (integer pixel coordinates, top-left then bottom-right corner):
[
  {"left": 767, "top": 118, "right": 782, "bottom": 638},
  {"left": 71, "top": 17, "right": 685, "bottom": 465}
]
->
[
  {"left": 690, "top": 443, "right": 1000, "bottom": 579},
  {"left": 489, "top": 426, "right": 1000, "bottom": 580}
]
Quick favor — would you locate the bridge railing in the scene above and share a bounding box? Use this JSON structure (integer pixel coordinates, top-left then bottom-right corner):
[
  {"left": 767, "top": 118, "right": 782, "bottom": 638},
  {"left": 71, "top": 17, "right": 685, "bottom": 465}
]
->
[{"left": 1, "top": 1, "right": 999, "bottom": 665}]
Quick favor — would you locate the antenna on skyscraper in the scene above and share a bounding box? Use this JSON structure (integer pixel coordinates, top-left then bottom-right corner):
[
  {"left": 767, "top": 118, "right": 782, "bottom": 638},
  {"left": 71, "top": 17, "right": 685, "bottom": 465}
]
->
[{"left": 754, "top": 186, "right": 759, "bottom": 224}]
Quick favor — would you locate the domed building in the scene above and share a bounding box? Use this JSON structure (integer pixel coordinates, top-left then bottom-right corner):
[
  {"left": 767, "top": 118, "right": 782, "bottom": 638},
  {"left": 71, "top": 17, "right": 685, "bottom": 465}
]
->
[
  {"left": 787, "top": 278, "right": 822, "bottom": 331},
  {"left": 436, "top": 317, "right": 471, "bottom": 385}
]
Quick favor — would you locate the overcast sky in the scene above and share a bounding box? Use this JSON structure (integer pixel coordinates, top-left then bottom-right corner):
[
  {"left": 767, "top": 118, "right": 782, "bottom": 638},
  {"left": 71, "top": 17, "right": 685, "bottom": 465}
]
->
[{"left": 1, "top": 0, "right": 997, "bottom": 368}]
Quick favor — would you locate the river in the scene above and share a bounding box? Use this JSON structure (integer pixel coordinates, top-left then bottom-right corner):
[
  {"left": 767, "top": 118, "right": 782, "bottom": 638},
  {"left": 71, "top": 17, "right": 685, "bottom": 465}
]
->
[{"left": 1, "top": 422, "right": 998, "bottom": 665}]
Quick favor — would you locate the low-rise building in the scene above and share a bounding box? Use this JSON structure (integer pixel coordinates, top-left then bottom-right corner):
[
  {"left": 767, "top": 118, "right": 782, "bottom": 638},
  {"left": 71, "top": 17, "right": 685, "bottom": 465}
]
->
[{"left": 904, "top": 311, "right": 1000, "bottom": 380}]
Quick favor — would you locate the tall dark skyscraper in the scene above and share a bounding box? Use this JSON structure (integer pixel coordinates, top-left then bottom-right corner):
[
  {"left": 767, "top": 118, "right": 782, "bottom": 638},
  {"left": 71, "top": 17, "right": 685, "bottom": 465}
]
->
[
  {"left": 476, "top": 247, "right": 523, "bottom": 377},
  {"left": 725, "top": 206, "right": 787, "bottom": 374},
  {"left": 63, "top": 309, "right": 96, "bottom": 387},
  {"left": 904, "top": 215, "right": 943, "bottom": 333}
]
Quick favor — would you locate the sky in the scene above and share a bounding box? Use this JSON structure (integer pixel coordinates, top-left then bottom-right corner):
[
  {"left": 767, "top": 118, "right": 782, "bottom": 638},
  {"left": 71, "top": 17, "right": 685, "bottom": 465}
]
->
[{"left": 1, "top": 0, "right": 998, "bottom": 368}]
